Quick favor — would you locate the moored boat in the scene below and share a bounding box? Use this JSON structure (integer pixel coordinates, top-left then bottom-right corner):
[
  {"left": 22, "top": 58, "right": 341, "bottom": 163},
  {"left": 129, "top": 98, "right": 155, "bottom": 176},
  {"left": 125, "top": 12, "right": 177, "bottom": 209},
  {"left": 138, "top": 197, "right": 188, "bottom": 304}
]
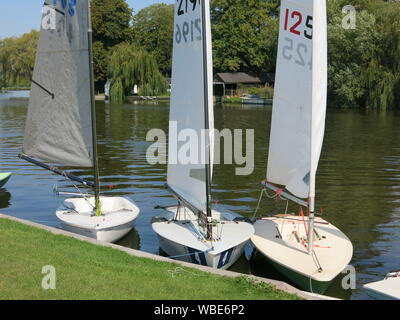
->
[
  {"left": 364, "top": 270, "right": 400, "bottom": 300},
  {"left": 250, "top": 0, "right": 353, "bottom": 293},
  {"left": 151, "top": 0, "right": 254, "bottom": 269},
  {"left": 19, "top": 0, "right": 140, "bottom": 242}
]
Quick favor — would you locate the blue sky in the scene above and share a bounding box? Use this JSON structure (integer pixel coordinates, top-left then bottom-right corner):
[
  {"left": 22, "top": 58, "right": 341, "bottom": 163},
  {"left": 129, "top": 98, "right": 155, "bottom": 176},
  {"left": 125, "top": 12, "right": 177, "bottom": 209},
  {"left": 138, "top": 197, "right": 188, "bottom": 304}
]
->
[{"left": 0, "top": 0, "right": 174, "bottom": 39}]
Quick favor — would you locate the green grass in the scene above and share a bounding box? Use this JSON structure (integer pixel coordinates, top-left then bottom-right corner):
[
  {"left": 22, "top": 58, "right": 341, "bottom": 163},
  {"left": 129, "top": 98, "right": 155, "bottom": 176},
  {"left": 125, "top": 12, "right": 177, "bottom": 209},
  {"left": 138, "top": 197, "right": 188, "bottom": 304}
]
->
[
  {"left": 245, "top": 86, "right": 274, "bottom": 99},
  {"left": 0, "top": 86, "right": 30, "bottom": 91},
  {"left": 0, "top": 218, "right": 302, "bottom": 300},
  {"left": 222, "top": 97, "right": 242, "bottom": 104}
]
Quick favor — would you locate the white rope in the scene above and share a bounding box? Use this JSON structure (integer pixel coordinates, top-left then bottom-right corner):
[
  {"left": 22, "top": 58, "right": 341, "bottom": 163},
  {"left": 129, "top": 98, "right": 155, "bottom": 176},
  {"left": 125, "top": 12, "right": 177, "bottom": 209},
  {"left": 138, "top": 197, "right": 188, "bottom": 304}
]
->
[
  {"left": 54, "top": 178, "right": 97, "bottom": 214},
  {"left": 252, "top": 187, "right": 291, "bottom": 220},
  {"left": 252, "top": 188, "right": 267, "bottom": 219},
  {"left": 309, "top": 276, "right": 314, "bottom": 294},
  {"left": 168, "top": 267, "right": 207, "bottom": 278}
]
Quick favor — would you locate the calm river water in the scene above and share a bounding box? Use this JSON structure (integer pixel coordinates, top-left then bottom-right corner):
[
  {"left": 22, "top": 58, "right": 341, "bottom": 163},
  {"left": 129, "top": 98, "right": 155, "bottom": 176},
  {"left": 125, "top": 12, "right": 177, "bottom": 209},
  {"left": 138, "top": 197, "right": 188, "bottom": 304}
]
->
[{"left": 1, "top": 91, "right": 399, "bottom": 300}]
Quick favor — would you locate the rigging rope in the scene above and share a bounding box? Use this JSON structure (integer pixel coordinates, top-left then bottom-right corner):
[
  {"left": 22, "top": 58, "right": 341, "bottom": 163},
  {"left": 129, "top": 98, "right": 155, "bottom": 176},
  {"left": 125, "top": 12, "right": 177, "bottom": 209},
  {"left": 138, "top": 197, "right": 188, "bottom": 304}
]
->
[{"left": 168, "top": 267, "right": 207, "bottom": 278}]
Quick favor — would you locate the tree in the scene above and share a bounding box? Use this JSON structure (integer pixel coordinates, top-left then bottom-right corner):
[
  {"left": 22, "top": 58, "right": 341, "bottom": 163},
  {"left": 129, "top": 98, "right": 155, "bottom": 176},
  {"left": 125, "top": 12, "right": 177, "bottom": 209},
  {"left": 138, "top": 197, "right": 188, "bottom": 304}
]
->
[
  {"left": 0, "top": 30, "right": 39, "bottom": 88},
  {"left": 211, "top": 0, "right": 279, "bottom": 73},
  {"left": 91, "top": 0, "right": 134, "bottom": 88},
  {"left": 92, "top": 41, "right": 108, "bottom": 88},
  {"left": 327, "top": 0, "right": 400, "bottom": 109},
  {"left": 132, "top": 4, "right": 174, "bottom": 76},
  {"left": 91, "top": 0, "right": 133, "bottom": 48},
  {"left": 108, "top": 43, "right": 167, "bottom": 102}
]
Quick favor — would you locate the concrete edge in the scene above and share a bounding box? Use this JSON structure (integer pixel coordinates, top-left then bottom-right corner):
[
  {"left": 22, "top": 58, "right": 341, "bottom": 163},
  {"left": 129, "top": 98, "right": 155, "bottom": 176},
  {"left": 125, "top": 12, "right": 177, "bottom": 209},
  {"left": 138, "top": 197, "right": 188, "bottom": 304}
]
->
[{"left": 0, "top": 213, "right": 338, "bottom": 300}]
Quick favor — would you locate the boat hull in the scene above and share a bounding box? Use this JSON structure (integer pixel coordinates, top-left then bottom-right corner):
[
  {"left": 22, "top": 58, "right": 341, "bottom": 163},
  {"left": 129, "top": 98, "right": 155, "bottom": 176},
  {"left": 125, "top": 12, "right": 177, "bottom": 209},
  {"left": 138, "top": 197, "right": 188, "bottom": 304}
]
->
[
  {"left": 363, "top": 277, "right": 400, "bottom": 300},
  {"left": 266, "top": 255, "right": 332, "bottom": 294},
  {"left": 56, "top": 196, "right": 140, "bottom": 243},
  {"left": 156, "top": 233, "right": 249, "bottom": 270},
  {"left": 59, "top": 219, "right": 135, "bottom": 243},
  {"left": 152, "top": 206, "right": 254, "bottom": 270},
  {"left": 251, "top": 215, "right": 353, "bottom": 294},
  {"left": 241, "top": 98, "right": 271, "bottom": 105},
  {"left": 0, "top": 173, "right": 12, "bottom": 188}
]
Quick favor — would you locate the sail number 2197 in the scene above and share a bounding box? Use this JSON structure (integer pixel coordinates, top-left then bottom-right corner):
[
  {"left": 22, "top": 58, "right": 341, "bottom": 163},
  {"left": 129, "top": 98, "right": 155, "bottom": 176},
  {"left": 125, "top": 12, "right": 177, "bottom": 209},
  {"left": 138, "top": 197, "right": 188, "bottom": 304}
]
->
[
  {"left": 175, "top": 0, "right": 202, "bottom": 44},
  {"left": 177, "top": 0, "right": 200, "bottom": 16}
]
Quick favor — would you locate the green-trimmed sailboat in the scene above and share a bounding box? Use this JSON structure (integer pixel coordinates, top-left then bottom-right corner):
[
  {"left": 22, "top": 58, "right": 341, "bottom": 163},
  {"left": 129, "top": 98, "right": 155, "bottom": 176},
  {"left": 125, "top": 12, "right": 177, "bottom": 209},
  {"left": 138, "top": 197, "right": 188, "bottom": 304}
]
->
[
  {"left": 251, "top": 0, "right": 353, "bottom": 294},
  {"left": 0, "top": 173, "right": 12, "bottom": 188}
]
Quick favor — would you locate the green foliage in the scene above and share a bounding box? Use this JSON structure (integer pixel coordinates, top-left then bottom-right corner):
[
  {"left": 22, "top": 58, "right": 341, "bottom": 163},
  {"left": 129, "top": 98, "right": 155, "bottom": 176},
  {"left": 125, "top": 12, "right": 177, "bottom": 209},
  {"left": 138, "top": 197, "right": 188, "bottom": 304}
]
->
[
  {"left": 245, "top": 86, "right": 274, "bottom": 99},
  {"left": 132, "top": 4, "right": 174, "bottom": 76},
  {"left": 1, "top": 0, "right": 399, "bottom": 109},
  {"left": 91, "top": 0, "right": 133, "bottom": 48},
  {"left": 92, "top": 41, "right": 108, "bottom": 86},
  {"left": 108, "top": 43, "right": 167, "bottom": 102},
  {"left": 0, "top": 30, "right": 39, "bottom": 88},
  {"left": 211, "top": 0, "right": 279, "bottom": 73},
  {"left": 328, "top": 0, "right": 400, "bottom": 109},
  {"left": 222, "top": 96, "right": 242, "bottom": 103},
  {"left": 91, "top": 0, "right": 134, "bottom": 86}
]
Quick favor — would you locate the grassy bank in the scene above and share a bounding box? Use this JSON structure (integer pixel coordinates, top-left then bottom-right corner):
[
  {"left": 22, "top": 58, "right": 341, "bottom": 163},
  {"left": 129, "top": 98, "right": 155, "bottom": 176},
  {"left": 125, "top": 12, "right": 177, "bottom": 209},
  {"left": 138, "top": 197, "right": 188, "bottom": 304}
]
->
[
  {"left": 0, "top": 87, "right": 30, "bottom": 91},
  {"left": 0, "top": 218, "right": 302, "bottom": 300}
]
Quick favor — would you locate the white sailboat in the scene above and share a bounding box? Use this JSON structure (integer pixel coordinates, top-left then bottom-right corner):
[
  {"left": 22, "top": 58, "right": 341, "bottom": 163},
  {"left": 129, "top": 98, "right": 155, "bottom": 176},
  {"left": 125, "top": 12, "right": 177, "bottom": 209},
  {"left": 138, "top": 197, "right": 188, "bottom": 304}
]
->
[
  {"left": 364, "top": 271, "right": 400, "bottom": 300},
  {"left": 151, "top": 0, "right": 254, "bottom": 269},
  {"left": 19, "top": 0, "right": 139, "bottom": 243},
  {"left": 251, "top": 0, "right": 353, "bottom": 293}
]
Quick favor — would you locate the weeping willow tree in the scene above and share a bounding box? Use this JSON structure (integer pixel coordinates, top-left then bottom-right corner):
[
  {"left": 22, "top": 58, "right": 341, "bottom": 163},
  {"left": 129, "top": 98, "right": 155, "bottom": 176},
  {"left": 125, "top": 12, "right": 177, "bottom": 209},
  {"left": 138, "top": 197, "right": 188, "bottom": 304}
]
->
[
  {"left": 108, "top": 43, "right": 168, "bottom": 102},
  {"left": 0, "top": 30, "right": 39, "bottom": 88},
  {"left": 328, "top": 0, "right": 400, "bottom": 109}
]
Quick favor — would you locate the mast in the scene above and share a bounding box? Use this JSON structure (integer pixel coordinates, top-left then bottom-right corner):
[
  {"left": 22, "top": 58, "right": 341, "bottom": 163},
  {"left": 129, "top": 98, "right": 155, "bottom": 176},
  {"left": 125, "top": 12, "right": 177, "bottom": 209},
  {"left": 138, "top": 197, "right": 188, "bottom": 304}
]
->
[
  {"left": 307, "top": 196, "right": 315, "bottom": 255},
  {"left": 308, "top": 0, "right": 326, "bottom": 255},
  {"left": 201, "top": 0, "right": 213, "bottom": 240},
  {"left": 87, "top": 0, "right": 100, "bottom": 213}
]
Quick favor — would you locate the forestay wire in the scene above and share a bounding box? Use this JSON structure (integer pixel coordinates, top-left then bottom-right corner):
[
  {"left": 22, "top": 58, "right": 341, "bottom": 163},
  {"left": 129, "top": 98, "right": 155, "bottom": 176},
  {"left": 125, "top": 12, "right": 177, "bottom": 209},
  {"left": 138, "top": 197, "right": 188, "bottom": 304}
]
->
[
  {"left": 54, "top": 177, "right": 97, "bottom": 211},
  {"left": 252, "top": 187, "right": 290, "bottom": 220}
]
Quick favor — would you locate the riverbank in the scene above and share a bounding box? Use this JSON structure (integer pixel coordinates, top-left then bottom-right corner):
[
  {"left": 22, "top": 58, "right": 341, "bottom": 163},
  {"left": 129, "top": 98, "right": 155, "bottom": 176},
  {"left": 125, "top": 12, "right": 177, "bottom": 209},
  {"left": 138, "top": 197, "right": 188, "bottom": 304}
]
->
[
  {"left": 0, "top": 87, "right": 30, "bottom": 91},
  {"left": 222, "top": 96, "right": 272, "bottom": 105},
  {"left": 0, "top": 214, "right": 311, "bottom": 300}
]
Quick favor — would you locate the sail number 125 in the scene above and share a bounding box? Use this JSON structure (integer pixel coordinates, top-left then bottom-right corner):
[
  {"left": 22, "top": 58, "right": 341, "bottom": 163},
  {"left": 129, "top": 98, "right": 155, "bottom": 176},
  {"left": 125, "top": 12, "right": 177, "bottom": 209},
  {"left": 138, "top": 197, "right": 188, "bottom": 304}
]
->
[{"left": 284, "top": 8, "right": 313, "bottom": 40}]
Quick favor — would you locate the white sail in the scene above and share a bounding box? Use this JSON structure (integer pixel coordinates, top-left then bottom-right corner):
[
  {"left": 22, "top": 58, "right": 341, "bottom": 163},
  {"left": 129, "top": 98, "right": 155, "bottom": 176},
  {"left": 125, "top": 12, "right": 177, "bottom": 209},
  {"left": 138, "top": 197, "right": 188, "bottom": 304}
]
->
[
  {"left": 23, "top": 0, "right": 93, "bottom": 167},
  {"left": 167, "top": 0, "right": 214, "bottom": 212},
  {"left": 266, "top": 0, "right": 327, "bottom": 199}
]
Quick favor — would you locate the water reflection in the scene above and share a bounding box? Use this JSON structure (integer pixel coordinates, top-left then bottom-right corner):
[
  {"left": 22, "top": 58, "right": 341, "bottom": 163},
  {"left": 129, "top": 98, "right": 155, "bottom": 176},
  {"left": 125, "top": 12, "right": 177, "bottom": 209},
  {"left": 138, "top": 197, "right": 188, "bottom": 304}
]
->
[
  {"left": 116, "top": 228, "right": 141, "bottom": 250},
  {"left": 1, "top": 92, "right": 400, "bottom": 299},
  {"left": 0, "top": 189, "right": 11, "bottom": 209}
]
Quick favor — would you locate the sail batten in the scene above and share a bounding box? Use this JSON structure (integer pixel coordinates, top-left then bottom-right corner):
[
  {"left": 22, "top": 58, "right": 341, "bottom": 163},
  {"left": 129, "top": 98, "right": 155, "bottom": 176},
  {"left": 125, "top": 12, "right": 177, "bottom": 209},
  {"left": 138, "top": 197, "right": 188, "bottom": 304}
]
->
[
  {"left": 23, "top": 0, "right": 93, "bottom": 168},
  {"left": 167, "top": 0, "right": 214, "bottom": 213},
  {"left": 266, "top": 0, "right": 327, "bottom": 200}
]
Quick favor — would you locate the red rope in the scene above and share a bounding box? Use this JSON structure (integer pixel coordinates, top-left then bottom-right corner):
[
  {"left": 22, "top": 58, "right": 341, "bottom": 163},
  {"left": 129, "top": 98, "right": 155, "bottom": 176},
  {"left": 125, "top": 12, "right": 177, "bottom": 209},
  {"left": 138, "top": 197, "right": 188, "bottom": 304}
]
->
[{"left": 299, "top": 207, "right": 308, "bottom": 235}]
